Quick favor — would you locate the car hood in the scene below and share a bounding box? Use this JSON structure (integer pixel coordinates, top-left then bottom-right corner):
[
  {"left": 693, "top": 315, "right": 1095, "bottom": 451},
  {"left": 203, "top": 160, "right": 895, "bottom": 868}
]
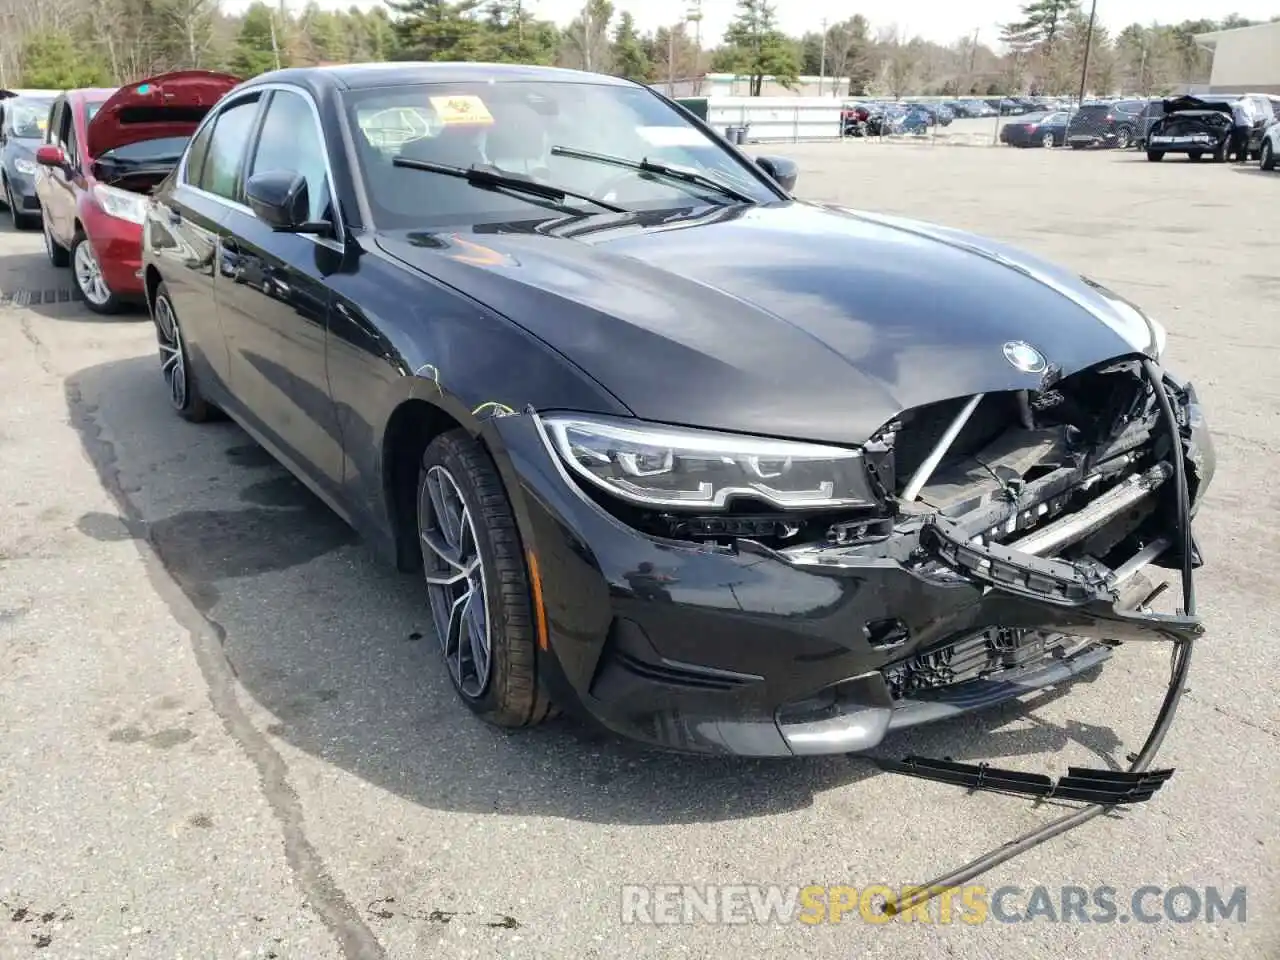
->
[
  {"left": 376, "top": 201, "right": 1156, "bottom": 445},
  {"left": 1162, "top": 95, "right": 1233, "bottom": 115},
  {"left": 86, "top": 70, "right": 240, "bottom": 158}
]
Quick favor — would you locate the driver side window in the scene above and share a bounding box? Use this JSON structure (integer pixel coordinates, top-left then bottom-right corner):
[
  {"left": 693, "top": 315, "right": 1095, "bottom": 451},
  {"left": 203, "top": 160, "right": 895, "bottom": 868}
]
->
[{"left": 248, "top": 89, "right": 332, "bottom": 224}]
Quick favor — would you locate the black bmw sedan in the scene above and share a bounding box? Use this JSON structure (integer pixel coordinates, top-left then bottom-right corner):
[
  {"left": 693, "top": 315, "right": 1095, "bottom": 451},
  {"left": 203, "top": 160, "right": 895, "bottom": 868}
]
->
[{"left": 141, "top": 63, "right": 1214, "bottom": 757}]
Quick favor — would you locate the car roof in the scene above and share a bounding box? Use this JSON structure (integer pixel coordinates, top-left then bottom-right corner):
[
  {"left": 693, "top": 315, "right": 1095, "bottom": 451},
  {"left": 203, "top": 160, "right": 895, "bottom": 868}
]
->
[
  {"left": 65, "top": 88, "right": 119, "bottom": 102},
  {"left": 242, "top": 61, "right": 634, "bottom": 93}
]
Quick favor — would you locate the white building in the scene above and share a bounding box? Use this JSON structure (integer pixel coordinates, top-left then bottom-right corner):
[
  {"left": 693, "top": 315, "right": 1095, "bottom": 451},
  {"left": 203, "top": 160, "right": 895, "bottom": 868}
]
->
[{"left": 1195, "top": 20, "right": 1280, "bottom": 95}]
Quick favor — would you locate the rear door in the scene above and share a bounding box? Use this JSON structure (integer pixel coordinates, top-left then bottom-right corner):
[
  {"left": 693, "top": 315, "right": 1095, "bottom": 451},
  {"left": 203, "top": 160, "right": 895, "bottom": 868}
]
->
[
  {"left": 147, "top": 91, "right": 265, "bottom": 393},
  {"left": 214, "top": 85, "right": 346, "bottom": 496}
]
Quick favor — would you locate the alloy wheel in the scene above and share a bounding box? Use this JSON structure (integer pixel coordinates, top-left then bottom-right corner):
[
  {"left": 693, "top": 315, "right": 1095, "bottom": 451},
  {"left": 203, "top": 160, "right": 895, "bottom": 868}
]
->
[
  {"left": 1042, "top": 132, "right": 1054, "bottom": 148},
  {"left": 419, "top": 464, "right": 492, "bottom": 698},
  {"left": 73, "top": 240, "right": 112, "bottom": 306},
  {"left": 1116, "top": 128, "right": 1131, "bottom": 149},
  {"left": 154, "top": 295, "right": 188, "bottom": 410}
]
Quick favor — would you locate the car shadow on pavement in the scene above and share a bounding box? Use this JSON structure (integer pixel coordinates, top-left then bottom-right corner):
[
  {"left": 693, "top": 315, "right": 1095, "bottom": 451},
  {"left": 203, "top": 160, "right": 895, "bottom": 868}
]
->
[{"left": 63, "top": 354, "right": 1126, "bottom": 826}]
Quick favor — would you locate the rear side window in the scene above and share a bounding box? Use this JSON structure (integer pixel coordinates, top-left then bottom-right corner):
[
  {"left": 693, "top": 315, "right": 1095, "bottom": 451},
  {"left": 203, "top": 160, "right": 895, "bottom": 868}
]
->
[
  {"left": 183, "top": 119, "right": 216, "bottom": 186},
  {"left": 197, "top": 96, "right": 262, "bottom": 201}
]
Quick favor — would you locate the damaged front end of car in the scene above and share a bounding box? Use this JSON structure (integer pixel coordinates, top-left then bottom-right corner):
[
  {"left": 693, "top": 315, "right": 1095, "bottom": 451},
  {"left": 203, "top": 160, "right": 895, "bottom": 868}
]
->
[
  {"left": 749, "top": 353, "right": 1209, "bottom": 912},
  {"left": 723, "top": 352, "right": 1211, "bottom": 748}
]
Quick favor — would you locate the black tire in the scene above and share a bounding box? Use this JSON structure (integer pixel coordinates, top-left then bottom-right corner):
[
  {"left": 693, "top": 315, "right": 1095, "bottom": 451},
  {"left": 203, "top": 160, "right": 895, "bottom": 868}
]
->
[
  {"left": 1189, "top": 152, "right": 1202, "bottom": 162},
  {"left": 418, "top": 429, "right": 555, "bottom": 728},
  {"left": 1041, "top": 132, "right": 1055, "bottom": 148},
  {"left": 1262, "top": 141, "right": 1276, "bottom": 171},
  {"left": 1211, "top": 141, "right": 1226, "bottom": 163},
  {"left": 1147, "top": 150, "right": 1164, "bottom": 162},
  {"left": 1070, "top": 143, "right": 1085, "bottom": 150},
  {"left": 2, "top": 177, "right": 34, "bottom": 230},
  {"left": 42, "top": 214, "right": 69, "bottom": 267},
  {"left": 1114, "top": 126, "right": 1132, "bottom": 149},
  {"left": 151, "top": 281, "right": 214, "bottom": 422}
]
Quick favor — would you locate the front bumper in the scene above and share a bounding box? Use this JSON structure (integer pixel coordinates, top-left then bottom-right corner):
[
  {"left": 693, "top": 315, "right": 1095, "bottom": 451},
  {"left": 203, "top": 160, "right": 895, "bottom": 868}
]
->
[
  {"left": 1147, "top": 134, "right": 1221, "bottom": 153},
  {"left": 6, "top": 172, "right": 41, "bottom": 211},
  {"left": 485, "top": 373, "right": 1214, "bottom": 757},
  {"left": 88, "top": 216, "right": 144, "bottom": 297}
]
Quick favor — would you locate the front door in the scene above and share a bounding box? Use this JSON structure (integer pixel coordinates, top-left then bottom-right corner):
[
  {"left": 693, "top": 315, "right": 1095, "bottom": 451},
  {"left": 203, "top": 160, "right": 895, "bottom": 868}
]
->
[
  {"left": 214, "top": 87, "right": 345, "bottom": 496},
  {"left": 35, "top": 98, "right": 77, "bottom": 246}
]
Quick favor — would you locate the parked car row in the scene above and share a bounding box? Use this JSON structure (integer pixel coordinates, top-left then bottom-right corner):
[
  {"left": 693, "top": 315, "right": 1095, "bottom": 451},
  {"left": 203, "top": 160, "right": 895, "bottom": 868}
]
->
[
  {"left": 992, "top": 93, "right": 1280, "bottom": 167},
  {"left": 0, "top": 72, "right": 241, "bottom": 312}
]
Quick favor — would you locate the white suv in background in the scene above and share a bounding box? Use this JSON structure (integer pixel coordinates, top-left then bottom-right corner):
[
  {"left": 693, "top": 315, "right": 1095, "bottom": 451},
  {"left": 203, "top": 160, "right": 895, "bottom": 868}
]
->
[{"left": 1261, "top": 121, "right": 1279, "bottom": 170}]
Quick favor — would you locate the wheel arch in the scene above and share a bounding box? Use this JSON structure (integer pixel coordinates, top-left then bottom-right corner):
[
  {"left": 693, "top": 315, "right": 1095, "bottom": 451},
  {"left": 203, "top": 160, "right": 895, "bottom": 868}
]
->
[
  {"left": 381, "top": 394, "right": 475, "bottom": 572},
  {"left": 143, "top": 263, "right": 164, "bottom": 312}
]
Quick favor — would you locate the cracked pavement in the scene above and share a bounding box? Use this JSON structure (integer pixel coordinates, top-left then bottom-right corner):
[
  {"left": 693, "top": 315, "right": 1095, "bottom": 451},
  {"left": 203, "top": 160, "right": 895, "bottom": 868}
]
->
[{"left": 0, "top": 146, "right": 1276, "bottom": 959}]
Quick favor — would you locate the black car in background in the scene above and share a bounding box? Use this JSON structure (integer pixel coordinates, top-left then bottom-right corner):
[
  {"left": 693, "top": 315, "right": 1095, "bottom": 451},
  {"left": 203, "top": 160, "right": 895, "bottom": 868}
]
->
[
  {"left": 140, "top": 62, "right": 1210, "bottom": 758},
  {"left": 0, "top": 94, "right": 54, "bottom": 228},
  {"left": 1000, "top": 110, "right": 1070, "bottom": 147},
  {"left": 1146, "top": 96, "right": 1234, "bottom": 162},
  {"left": 1067, "top": 99, "right": 1149, "bottom": 149}
]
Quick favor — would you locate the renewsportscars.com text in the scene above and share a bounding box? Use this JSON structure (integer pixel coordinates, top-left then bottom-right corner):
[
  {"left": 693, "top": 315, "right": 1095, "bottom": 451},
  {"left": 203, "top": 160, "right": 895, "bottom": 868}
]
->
[{"left": 620, "top": 884, "right": 1248, "bottom": 926}]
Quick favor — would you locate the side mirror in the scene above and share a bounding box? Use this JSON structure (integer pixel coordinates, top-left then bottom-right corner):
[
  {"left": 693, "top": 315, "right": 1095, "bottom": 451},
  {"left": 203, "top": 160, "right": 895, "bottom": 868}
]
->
[
  {"left": 755, "top": 155, "right": 799, "bottom": 193},
  {"left": 245, "top": 170, "right": 329, "bottom": 235},
  {"left": 35, "top": 144, "right": 66, "bottom": 169}
]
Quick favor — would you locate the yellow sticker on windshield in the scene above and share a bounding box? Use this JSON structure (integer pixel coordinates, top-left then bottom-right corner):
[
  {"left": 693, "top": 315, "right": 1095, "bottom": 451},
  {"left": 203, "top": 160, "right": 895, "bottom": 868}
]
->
[
  {"left": 429, "top": 95, "right": 494, "bottom": 126},
  {"left": 37, "top": 118, "right": 47, "bottom": 131}
]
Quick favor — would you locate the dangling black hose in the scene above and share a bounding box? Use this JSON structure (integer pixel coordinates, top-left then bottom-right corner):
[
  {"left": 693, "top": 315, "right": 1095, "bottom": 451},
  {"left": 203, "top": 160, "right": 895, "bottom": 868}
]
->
[{"left": 882, "top": 357, "right": 1197, "bottom": 917}]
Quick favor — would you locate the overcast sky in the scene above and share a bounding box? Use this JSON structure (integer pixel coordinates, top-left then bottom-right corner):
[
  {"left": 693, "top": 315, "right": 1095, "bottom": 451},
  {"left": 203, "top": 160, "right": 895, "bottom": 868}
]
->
[{"left": 236, "top": 0, "right": 1277, "bottom": 48}]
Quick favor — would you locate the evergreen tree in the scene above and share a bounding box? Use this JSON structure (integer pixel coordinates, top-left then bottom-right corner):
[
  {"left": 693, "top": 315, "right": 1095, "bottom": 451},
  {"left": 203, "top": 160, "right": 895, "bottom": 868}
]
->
[
  {"left": 720, "top": 0, "right": 799, "bottom": 95},
  {"left": 611, "top": 12, "right": 651, "bottom": 82},
  {"left": 230, "top": 2, "right": 282, "bottom": 77}
]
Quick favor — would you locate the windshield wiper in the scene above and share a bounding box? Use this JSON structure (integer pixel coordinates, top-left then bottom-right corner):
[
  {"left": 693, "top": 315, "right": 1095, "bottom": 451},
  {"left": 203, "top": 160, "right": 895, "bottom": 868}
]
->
[
  {"left": 391, "top": 157, "right": 627, "bottom": 214},
  {"left": 549, "top": 146, "right": 757, "bottom": 204}
]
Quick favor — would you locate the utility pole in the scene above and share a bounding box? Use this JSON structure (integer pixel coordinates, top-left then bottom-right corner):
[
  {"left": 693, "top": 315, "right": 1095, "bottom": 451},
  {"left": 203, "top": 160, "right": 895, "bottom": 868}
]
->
[
  {"left": 1076, "top": 0, "right": 1097, "bottom": 107},
  {"left": 818, "top": 17, "right": 828, "bottom": 96},
  {"left": 269, "top": 12, "right": 281, "bottom": 70},
  {"left": 667, "top": 27, "right": 675, "bottom": 95}
]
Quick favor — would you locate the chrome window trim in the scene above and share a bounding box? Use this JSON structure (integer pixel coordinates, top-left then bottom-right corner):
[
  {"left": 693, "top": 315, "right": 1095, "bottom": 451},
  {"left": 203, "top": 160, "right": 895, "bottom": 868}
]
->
[{"left": 174, "top": 81, "right": 346, "bottom": 243}]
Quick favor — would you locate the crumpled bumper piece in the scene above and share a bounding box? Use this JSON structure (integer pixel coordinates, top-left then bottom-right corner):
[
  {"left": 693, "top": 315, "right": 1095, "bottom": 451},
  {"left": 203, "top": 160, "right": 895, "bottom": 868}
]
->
[{"left": 919, "top": 519, "right": 1204, "bottom": 645}]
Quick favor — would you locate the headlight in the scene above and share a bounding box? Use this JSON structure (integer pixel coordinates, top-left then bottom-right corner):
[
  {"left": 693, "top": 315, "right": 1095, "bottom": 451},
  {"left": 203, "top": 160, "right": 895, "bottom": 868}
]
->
[
  {"left": 92, "top": 183, "right": 148, "bottom": 225},
  {"left": 14, "top": 158, "right": 37, "bottom": 176},
  {"left": 543, "top": 414, "right": 874, "bottom": 510}
]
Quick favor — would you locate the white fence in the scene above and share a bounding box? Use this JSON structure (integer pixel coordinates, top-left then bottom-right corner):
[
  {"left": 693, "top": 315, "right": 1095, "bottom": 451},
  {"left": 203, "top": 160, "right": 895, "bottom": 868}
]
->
[{"left": 706, "top": 97, "right": 843, "bottom": 143}]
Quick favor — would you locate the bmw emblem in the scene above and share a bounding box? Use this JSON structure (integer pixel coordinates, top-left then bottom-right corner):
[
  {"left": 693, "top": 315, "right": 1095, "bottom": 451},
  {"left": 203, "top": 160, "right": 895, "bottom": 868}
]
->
[{"left": 1003, "top": 341, "right": 1047, "bottom": 375}]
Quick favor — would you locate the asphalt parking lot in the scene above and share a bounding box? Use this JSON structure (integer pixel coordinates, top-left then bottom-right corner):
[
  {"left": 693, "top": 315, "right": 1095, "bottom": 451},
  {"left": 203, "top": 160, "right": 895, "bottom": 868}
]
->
[{"left": 2, "top": 145, "right": 1277, "bottom": 959}]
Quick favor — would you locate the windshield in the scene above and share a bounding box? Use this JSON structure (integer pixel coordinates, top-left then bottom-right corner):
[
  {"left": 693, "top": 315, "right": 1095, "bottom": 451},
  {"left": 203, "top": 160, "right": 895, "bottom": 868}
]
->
[
  {"left": 84, "top": 101, "right": 189, "bottom": 163},
  {"left": 98, "top": 136, "right": 190, "bottom": 164},
  {"left": 5, "top": 100, "right": 52, "bottom": 139},
  {"left": 343, "top": 80, "right": 777, "bottom": 230}
]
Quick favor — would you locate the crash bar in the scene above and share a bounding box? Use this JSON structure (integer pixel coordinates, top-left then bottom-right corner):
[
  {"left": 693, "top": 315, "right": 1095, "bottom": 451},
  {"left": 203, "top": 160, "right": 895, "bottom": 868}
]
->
[
  {"left": 1014, "top": 463, "right": 1170, "bottom": 557},
  {"left": 901, "top": 393, "right": 985, "bottom": 502}
]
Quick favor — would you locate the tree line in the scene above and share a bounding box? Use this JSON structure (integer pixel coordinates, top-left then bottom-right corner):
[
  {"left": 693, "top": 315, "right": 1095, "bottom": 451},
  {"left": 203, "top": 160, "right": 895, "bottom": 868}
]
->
[{"left": 0, "top": 0, "right": 1272, "bottom": 99}]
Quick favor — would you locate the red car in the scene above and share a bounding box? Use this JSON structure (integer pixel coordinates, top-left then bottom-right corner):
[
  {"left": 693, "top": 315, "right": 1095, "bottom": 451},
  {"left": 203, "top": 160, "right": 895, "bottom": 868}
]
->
[{"left": 34, "top": 70, "right": 239, "bottom": 314}]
